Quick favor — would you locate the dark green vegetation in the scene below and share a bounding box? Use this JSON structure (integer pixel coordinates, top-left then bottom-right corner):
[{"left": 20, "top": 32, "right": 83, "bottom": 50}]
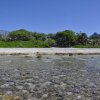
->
[
  {"left": 0, "top": 29, "right": 100, "bottom": 48},
  {"left": 0, "top": 41, "right": 49, "bottom": 48},
  {"left": 55, "top": 30, "right": 77, "bottom": 47}
]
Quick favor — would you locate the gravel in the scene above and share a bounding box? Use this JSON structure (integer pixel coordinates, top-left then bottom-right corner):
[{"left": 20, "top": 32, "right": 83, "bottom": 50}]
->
[{"left": 0, "top": 55, "right": 99, "bottom": 100}]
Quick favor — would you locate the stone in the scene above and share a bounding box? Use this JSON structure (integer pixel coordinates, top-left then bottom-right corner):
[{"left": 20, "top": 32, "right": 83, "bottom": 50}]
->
[
  {"left": 16, "top": 86, "right": 23, "bottom": 90},
  {"left": 22, "top": 90, "right": 28, "bottom": 94},
  {"left": 77, "top": 95, "right": 82, "bottom": 99},
  {"left": 6, "top": 91, "right": 13, "bottom": 95},
  {"left": 53, "top": 76, "right": 59, "bottom": 79},
  {"left": 2, "top": 95, "right": 13, "bottom": 100},
  {"left": 54, "top": 84, "right": 59, "bottom": 88},
  {"left": 88, "top": 82, "right": 96, "bottom": 88},
  {"left": 42, "top": 94, "right": 48, "bottom": 98},
  {"left": 28, "top": 98, "right": 38, "bottom": 100},
  {"left": 13, "top": 96, "right": 20, "bottom": 100},
  {"left": 34, "top": 76, "right": 39, "bottom": 79},
  {"left": 67, "top": 92, "right": 72, "bottom": 95},
  {"left": 60, "top": 82, "right": 66, "bottom": 89},
  {"left": 26, "top": 79, "right": 33, "bottom": 82},
  {"left": 2, "top": 95, "right": 21, "bottom": 100},
  {"left": 8, "top": 82, "right": 14, "bottom": 85},
  {"left": 59, "top": 75, "right": 66, "bottom": 77},
  {"left": 28, "top": 84, "right": 35, "bottom": 90},
  {"left": 1, "top": 84, "right": 10, "bottom": 88},
  {"left": 43, "top": 81, "right": 51, "bottom": 86}
]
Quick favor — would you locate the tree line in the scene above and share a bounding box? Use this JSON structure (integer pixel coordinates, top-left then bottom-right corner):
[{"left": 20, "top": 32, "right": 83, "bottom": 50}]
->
[{"left": 0, "top": 29, "right": 100, "bottom": 48}]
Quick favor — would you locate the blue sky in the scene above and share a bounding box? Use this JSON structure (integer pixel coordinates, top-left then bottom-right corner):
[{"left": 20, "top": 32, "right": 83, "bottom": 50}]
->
[{"left": 0, "top": 0, "right": 100, "bottom": 35}]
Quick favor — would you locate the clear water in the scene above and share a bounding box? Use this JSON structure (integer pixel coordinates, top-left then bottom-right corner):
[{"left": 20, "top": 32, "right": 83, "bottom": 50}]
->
[{"left": 0, "top": 55, "right": 100, "bottom": 100}]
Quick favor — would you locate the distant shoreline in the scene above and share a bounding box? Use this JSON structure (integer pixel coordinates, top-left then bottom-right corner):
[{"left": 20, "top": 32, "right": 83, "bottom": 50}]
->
[{"left": 0, "top": 48, "right": 99, "bottom": 55}]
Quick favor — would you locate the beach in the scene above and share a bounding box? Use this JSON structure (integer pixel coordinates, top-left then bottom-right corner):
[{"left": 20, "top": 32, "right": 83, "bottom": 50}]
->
[{"left": 0, "top": 48, "right": 99, "bottom": 55}]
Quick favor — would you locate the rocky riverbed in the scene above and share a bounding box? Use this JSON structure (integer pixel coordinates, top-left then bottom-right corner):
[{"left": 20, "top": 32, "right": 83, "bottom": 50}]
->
[{"left": 0, "top": 55, "right": 100, "bottom": 100}]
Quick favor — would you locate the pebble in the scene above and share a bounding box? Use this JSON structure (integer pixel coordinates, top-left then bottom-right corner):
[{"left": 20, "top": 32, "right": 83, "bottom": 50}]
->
[
  {"left": 13, "top": 96, "right": 20, "bottom": 100},
  {"left": 16, "top": 86, "right": 23, "bottom": 90},
  {"left": 59, "top": 75, "right": 66, "bottom": 77},
  {"left": 53, "top": 76, "right": 59, "bottom": 79},
  {"left": 28, "top": 83, "right": 36, "bottom": 90},
  {"left": 67, "top": 92, "right": 72, "bottom": 95},
  {"left": 1, "top": 84, "right": 10, "bottom": 88},
  {"left": 0, "top": 55, "right": 99, "bottom": 99},
  {"left": 54, "top": 84, "right": 59, "bottom": 88},
  {"left": 8, "top": 82, "right": 15, "bottom": 85},
  {"left": 28, "top": 97, "right": 38, "bottom": 100},
  {"left": 88, "top": 82, "right": 96, "bottom": 88},
  {"left": 22, "top": 90, "right": 28, "bottom": 94},
  {"left": 25, "top": 82, "right": 36, "bottom": 89},
  {"left": 77, "top": 95, "right": 82, "bottom": 99},
  {"left": 42, "top": 94, "right": 48, "bottom": 98},
  {"left": 34, "top": 76, "right": 39, "bottom": 79},
  {"left": 43, "top": 81, "right": 51, "bottom": 86},
  {"left": 6, "top": 91, "right": 13, "bottom": 95},
  {"left": 60, "top": 82, "right": 66, "bottom": 89}
]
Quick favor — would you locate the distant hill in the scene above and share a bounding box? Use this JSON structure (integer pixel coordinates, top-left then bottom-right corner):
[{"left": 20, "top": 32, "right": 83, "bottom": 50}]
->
[
  {"left": 0, "top": 30, "right": 9, "bottom": 35},
  {"left": 0, "top": 30, "right": 9, "bottom": 39}
]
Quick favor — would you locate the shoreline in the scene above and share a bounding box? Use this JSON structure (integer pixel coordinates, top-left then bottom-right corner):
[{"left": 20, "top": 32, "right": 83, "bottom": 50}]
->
[{"left": 0, "top": 48, "right": 99, "bottom": 55}]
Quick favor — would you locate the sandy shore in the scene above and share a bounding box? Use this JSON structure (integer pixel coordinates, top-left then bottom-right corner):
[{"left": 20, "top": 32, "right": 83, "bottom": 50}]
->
[{"left": 0, "top": 48, "right": 99, "bottom": 55}]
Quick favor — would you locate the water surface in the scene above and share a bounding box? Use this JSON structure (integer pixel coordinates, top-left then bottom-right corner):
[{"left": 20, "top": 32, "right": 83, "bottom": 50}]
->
[{"left": 0, "top": 55, "right": 100, "bottom": 100}]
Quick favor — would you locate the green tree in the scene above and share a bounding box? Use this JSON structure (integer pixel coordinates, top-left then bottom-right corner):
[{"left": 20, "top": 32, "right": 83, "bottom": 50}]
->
[
  {"left": 8, "top": 29, "right": 33, "bottom": 41},
  {"left": 89, "top": 32, "right": 100, "bottom": 46},
  {"left": 47, "top": 33, "right": 55, "bottom": 39},
  {"left": 90, "top": 32, "right": 100, "bottom": 39},
  {"left": 0, "top": 34, "right": 3, "bottom": 41},
  {"left": 33, "top": 32, "right": 47, "bottom": 41},
  {"left": 46, "top": 39, "right": 56, "bottom": 46},
  {"left": 55, "top": 30, "right": 77, "bottom": 47},
  {"left": 77, "top": 32, "right": 88, "bottom": 45}
]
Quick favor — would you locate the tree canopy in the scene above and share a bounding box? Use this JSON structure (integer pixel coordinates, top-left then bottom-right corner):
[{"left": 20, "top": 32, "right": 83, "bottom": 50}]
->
[
  {"left": 55, "top": 30, "right": 77, "bottom": 47},
  {"left": 8, "top": 29, "right": 33, "bottom": 41},
  {"left": 0, "top": 29, "right": 100, "bottom": 48}
]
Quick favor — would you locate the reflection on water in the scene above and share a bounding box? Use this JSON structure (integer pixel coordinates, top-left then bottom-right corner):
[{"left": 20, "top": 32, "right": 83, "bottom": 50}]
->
[{"left": 0, "top": 55, "right": 99, "bottom": 99}]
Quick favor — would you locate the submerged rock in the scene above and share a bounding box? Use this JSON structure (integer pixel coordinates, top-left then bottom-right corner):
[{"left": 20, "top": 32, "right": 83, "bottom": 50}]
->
[
  {"left": 0, "top": 55, "right": 99, "bottom": 99},
  {"left": 1, "top": 84, "right": 10, "bottom": 88}
]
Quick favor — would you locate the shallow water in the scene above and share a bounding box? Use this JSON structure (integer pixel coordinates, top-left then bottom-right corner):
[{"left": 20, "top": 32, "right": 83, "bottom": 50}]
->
[{"left": 0, "top": 55, "right": 100, "bottom": 100}]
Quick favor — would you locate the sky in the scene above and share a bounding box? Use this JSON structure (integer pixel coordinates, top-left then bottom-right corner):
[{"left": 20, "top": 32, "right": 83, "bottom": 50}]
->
[{"left": 0, "top": 0, "right": 100, "bottom": 35}]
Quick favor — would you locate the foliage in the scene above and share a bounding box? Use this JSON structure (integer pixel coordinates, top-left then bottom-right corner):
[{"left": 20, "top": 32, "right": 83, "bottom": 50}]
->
[
  {"left": 55, "top": 30, "right": 77, "bottom": 47},
  {"left": 33, "top": 32, "right": 47, "bottom": 41},
  {"left": 47, "top": 33, "right": 55, "bottom": 39},
  {"left": 73, "top": 44, "right": 100, "bottom": 48},
  {"left": 77, "top": 32, "right": 88, "bottom": 45},
  {"left": 0, "top": 40, "right": 49, "bottom": 48},
  {"left": 90, "top": 32, "right": 100, "bottom": 40},
  {"left": 8, "top": 29, "right": 33, "bottom": 41},
  {"left": 46, "top": 39, "right": 56, "bottom": 46},
  {"left": 0, "top": 28, "right": 99, "bottom": 48},
  {"left": 0, "top": 34, "right": 3, "bottom": 41}
]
